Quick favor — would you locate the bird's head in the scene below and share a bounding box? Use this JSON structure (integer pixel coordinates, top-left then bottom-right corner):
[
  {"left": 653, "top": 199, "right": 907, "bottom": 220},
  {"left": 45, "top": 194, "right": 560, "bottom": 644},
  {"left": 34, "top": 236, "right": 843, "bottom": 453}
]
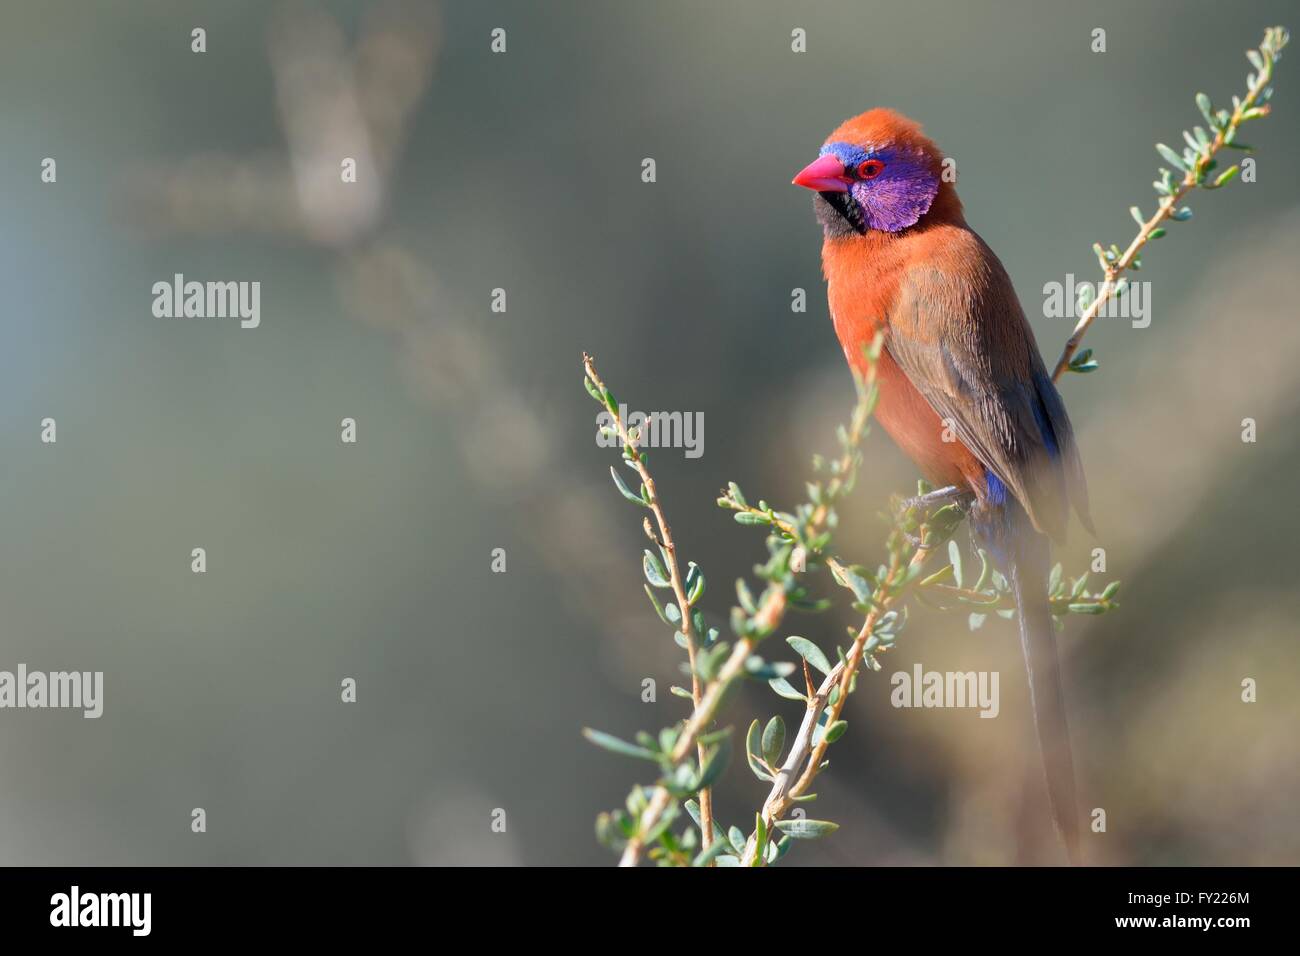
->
[{"left": 793, "top": 108, "right": 952, "bottom": 237}]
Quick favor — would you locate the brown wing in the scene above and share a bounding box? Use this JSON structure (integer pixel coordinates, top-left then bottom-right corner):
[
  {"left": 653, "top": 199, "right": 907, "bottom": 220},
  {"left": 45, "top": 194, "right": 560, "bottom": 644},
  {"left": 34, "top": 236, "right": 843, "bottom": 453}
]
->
[{"left": 885, "top": 245, "right": 1089, "bottom": 541}]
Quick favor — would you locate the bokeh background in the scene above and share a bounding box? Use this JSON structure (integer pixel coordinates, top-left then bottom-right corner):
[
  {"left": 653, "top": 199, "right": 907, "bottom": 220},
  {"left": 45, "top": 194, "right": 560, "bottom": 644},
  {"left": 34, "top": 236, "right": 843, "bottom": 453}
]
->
[{"left": 1, "top": 0, "right": 1297, "bottom": 865}]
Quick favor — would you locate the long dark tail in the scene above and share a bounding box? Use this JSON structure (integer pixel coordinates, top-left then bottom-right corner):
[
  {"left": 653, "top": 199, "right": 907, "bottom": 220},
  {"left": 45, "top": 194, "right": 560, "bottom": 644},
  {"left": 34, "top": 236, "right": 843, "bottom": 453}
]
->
[{"left": 1008, "top": 527, "right": 1080, "bottom": 864}]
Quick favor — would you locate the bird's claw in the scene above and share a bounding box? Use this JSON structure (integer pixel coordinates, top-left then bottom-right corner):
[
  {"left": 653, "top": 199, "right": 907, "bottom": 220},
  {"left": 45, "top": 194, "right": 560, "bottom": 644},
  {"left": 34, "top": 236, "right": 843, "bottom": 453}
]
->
[
  {"left": 898, "top": 485, "right": 973, "bottom": 515},
  {"left": 898, "top": 485, "right": 974, "bottom": 547}
]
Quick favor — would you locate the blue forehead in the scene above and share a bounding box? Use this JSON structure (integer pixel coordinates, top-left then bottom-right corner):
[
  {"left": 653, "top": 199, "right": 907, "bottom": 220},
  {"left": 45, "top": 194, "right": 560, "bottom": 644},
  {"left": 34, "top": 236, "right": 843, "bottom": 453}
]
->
[{"left": 819, "top": 141, "right": 879, "bottom": 167}]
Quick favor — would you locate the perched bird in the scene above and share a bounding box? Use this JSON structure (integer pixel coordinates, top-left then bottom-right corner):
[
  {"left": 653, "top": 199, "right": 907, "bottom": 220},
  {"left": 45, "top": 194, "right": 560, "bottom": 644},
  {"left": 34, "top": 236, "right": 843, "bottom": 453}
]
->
[{"left": 793, "top": 108, "right": 1091, "bottom": 863}]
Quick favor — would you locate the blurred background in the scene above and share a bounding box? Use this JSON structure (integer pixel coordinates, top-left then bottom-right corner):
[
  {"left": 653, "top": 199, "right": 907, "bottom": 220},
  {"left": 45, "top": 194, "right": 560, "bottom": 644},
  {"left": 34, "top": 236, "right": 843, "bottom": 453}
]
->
[{"left": 0, "top": 0, "right": 1297, "bottom": 865}]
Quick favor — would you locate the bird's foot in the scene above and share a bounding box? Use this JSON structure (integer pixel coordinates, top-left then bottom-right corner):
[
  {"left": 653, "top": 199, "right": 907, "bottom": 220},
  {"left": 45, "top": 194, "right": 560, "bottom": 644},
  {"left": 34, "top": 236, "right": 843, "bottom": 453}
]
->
[
  {"left": 897, "top": 485, "right": 974, "bottom": 547},
  {"left": 899, "top": 485, "right": 973, "bottom": 514}
]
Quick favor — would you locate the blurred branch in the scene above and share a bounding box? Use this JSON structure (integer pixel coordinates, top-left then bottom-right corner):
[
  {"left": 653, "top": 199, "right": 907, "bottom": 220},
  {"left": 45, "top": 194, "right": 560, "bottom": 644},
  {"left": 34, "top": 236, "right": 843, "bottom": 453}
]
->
[
  {"left": 914, "top": 549, "right": 1119, "bottom": 620},
  {"left": 716, "top": 468, "right": 1114, "bottom": 862},
  {"left": 122, "top": 0, "right": 439, "bottom": 245},
  {"left": 1053, "top": 26, "right": 1289, "bottom": 380}
]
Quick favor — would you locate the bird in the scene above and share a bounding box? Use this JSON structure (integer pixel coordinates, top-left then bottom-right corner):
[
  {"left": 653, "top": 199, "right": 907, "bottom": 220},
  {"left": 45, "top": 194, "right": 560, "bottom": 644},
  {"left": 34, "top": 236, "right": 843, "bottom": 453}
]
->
[{"left": 792, "top": 108, "right": 1091, "bottom": 863}]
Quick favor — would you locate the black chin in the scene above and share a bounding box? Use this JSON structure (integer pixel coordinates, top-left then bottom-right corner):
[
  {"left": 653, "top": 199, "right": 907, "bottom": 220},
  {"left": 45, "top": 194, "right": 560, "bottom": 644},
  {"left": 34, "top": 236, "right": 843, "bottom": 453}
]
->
[{"left": 814, "top": 191, "right": 866, "bottom": 237}]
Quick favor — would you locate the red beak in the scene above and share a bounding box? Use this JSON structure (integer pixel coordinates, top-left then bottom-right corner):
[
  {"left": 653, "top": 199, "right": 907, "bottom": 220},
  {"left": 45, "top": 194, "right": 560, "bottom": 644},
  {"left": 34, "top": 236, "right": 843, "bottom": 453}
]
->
[{"left": 792, "top": 154, "right": 850, "bottom": 192}]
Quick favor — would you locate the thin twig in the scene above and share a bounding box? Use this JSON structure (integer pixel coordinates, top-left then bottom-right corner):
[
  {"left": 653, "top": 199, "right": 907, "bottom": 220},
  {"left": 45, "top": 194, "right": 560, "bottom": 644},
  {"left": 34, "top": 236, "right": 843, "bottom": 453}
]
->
[
  {"left": 603, "top": 358, "right": 878, "bottom": 866},
  {"left": 582, "top": 353, "right": 718, "bottom": 860},
  {"left": 727, "top": 515, "right": 936, "bottom": 865},
  {"left": 1051, "top": 28, "right": 1285, "bottom": 380}
]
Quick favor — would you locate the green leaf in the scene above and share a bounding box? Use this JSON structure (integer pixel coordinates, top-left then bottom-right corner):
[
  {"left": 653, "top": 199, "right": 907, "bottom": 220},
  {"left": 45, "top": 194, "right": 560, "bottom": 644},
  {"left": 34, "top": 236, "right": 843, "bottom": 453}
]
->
[
  {"left": 744, "top": 656, "right": 795, "bottom": 681},
  {"left": 1170, "top": 206, "right": 1193, "bottom": 221},
  {"left": 694, "top": 737, "right": 732, "bottom": 792},
  {"left": 823, "top": 720, "right": 848, "bottom": 744},
  {"left": 691, "top": 837, "right": 733, "bottom": 868},
  {"left": 685, "top": 563, "right": 705, "bottom": 604},
  {"left": 583, "top": 375, "right": 604, "bottom": 403},
  {"left": 769, "top": 678, "right": 806, "bottom": 701},
  {"left": 918, "top": 563, "right": 954, "bottom": 588},
  {"left": 973, "top": 548, "right": 991, "bottom": 590},
  {"left": 730, "top": 606, "right": 750, "bottom": 637},
  {"left": 599, "top": 383, "right": 619, "bottom": 417},
  {"left": 1068, "top": 602, "right": 1107, "bottom": 615},
  {"left": 1155, "top": 143, "right": 1186, "bottom": 172},
  {"left": 696, "top": 641, "right": 730, "bottom": 682},
  {"left": 751, "top": 816, "right": 769, "bottom": 867},
  {"left": 762, "top": 715, "right": 786, "bottom": 765},
  {"left": 684, "top": 798, "right": 727, "bottom": 845},
  {"left": 1209, "top": 165, "right": 1240, "bottom": 188},
  {"left": 1076, "top": 282, "right": 1095, "bottom": 311},
  {"left": 728, "top": 826, "right": 747, "bottom": 854},
  {"left": 594, "top": 812, "right": 619, "bottom": 848},
  {"left": 1195, "top": 92, "right": 1217, "bottom": 127},
  {"left": 582, "top": 728, "right": 658, "bottom": 761},
  {"left": 643, "top": 550, "right": 670, "bottom": 588},
  {"left": 726, "top": 481, "right": 748, "bottom": 508},
  {"left": 1129, "top": 205, "right": 1144, "bottom": 227},
  {"left": 1067, "top": 348, "right": 1098, "bottom": 373},
  {"left": 830, "top": 563, "right": 875, "bottom": 602},
  {"left": 644, "top": 585, "right": 671, "bottom": 625},
  {"left": 697, "top": 726, "right": 731, "bottom": 747},
  {"left": 641, "top": 802, "right": 678, "bottom": 846},
  {"left": 735, "top": 577, "right": 757, "bottom": 614},
  {"left": 734, "top": 512, "right": 769, "bottom": 526},
  {"left": 692, "top": 838, "right": 731, "bottom": 867},
  {"left": 610, "top": 466, "right": 649, "bottom": 507},
  {"left": 745, "top": 720, "right": 773, "bottom": 781},
  {"left": 786, "top": 636, "right": 831, "bottom": 676},
  {"left": 659, "top": 727, "right": 679, "bottom": 754},
  {"left": 773, "top": 818, "right": 839, "bottom": 839}
]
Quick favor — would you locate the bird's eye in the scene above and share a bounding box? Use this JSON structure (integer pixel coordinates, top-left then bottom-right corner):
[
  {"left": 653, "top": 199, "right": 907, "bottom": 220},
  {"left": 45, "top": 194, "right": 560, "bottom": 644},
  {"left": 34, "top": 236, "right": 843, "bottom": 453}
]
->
[{"left": 857, "top": 159, "right": 885, "bottom": 180}]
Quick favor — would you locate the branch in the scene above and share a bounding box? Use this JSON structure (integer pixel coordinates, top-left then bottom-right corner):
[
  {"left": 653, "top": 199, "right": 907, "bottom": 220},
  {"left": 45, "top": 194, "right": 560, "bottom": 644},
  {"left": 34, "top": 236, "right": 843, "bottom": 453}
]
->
[
  {"left": 1052, "top": 25, "right": 1289, "bottom": 381},
  {"left": 740, "top": 532, "right": 935, "bottom": 864},
  {"left": 583, "top": 347, "right": 885, "bottom": 866},
  {"left": 582, "top": 353, "right": 718, "bottom": 859}
]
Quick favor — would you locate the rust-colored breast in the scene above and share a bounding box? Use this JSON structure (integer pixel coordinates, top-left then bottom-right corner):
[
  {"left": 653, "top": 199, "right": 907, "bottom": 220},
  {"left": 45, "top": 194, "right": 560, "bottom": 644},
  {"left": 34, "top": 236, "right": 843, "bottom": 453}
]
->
[{"left": 825, "top": 231, "right": 985, "bottom": 494}]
